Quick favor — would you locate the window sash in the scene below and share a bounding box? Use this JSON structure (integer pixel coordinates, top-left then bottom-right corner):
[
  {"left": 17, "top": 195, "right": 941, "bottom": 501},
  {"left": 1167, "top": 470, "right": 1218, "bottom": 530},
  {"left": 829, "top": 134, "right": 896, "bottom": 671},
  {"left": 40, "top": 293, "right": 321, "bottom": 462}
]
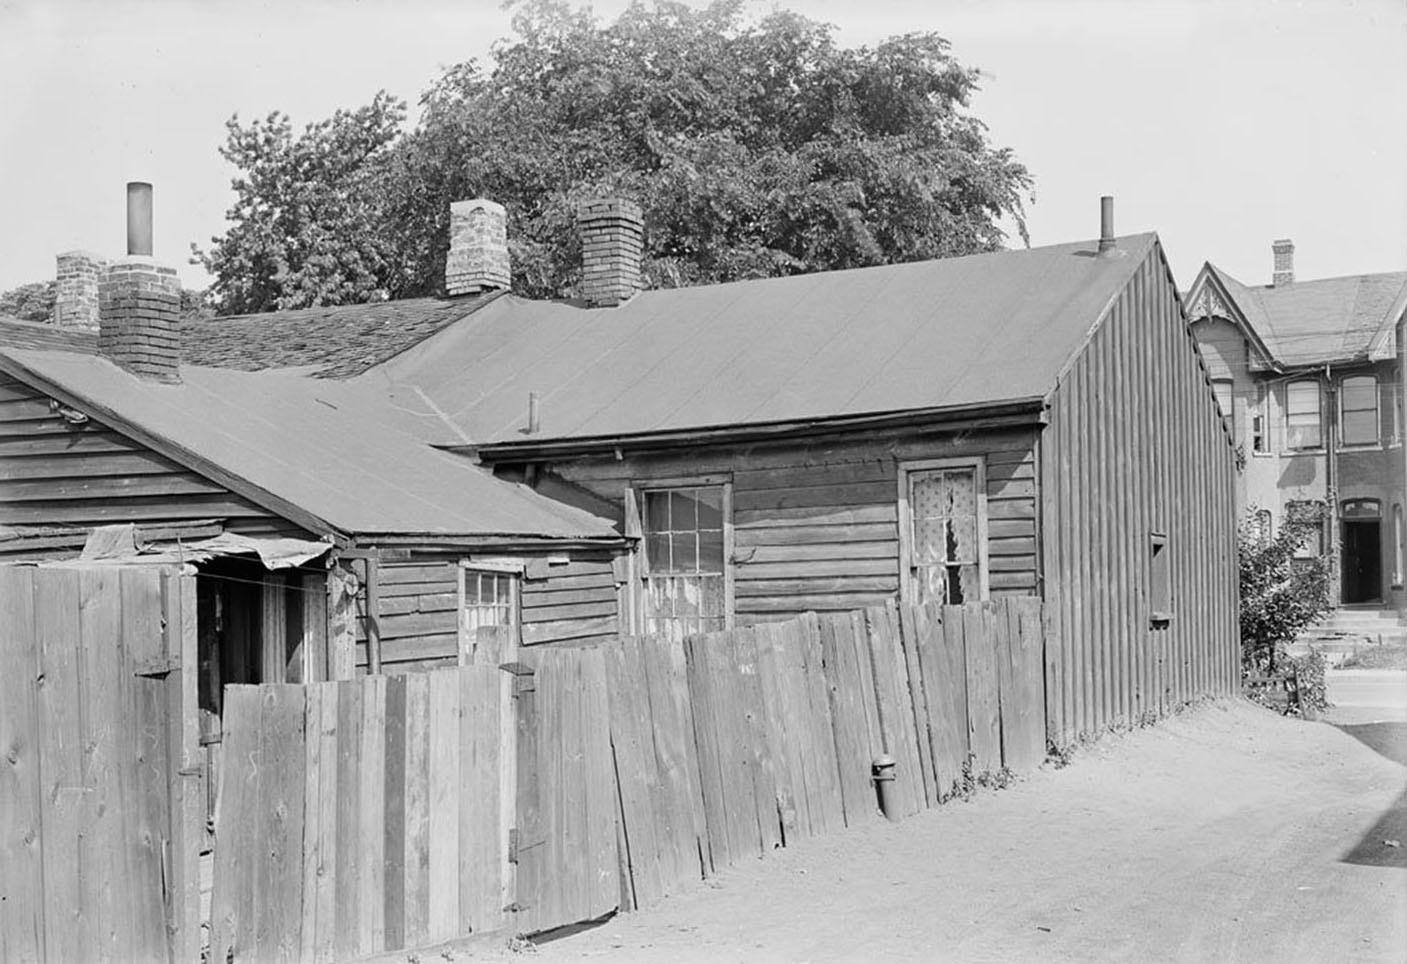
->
[
  {"left": 900, "top": 460, "right": 988, "bottom": 608},
  {"left": 1340, "top": 376, "right": 1378, "bottom": 446},
  {"left": 1285, "top": 381, "right": 1322, "bottom": 449},
  {"left": 637, "top": 482, "right": 733, "bottom": 638}
]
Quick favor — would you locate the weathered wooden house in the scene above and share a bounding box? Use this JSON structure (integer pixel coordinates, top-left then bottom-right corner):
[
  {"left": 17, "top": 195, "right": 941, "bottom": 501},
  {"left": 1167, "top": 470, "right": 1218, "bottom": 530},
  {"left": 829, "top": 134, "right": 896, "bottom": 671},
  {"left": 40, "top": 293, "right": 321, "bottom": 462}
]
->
[
  {"left": 345, "top": 196, "right": 1241, "bottom": 739},
  {"left": 1185, "top": 242, "right": 1405, "bottom": 625}
]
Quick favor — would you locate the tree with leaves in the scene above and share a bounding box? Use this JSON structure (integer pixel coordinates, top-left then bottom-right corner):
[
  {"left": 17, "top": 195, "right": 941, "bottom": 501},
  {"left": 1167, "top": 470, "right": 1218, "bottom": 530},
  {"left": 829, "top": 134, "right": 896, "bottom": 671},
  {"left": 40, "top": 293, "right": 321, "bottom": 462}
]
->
[
  {"left": 199, "top": 0, "right": 1032, "bottom": 313},
  {"left": 0, "top": 281, "right": 57, "bottom": 322},
  {"left": 1238, "top": 508, "right": 1332, "bottom": 674}
]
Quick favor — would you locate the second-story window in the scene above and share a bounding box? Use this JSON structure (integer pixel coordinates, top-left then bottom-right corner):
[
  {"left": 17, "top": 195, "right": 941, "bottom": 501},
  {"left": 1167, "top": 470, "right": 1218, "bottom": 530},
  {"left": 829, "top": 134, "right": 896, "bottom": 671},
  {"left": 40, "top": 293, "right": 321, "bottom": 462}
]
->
[
  {"left": 1285, "top": 380, "right": 1322, "bottom": 450},
  {"left": 1340, "top": 375, "right": 1379, "bottom": 446}
]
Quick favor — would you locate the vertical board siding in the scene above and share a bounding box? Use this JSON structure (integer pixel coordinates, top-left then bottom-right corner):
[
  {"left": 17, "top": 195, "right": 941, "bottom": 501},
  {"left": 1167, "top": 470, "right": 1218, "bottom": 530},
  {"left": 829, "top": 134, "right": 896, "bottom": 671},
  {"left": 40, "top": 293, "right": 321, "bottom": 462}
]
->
[
  {"left": 549, "top": 429, "right": 1041, "bottom": 622},
  {"left": 0, "top": 374, "right": 275, "bottom": 530},
  {"left": 1041, "top": 244, "right": 1239, "bottom": 745}
]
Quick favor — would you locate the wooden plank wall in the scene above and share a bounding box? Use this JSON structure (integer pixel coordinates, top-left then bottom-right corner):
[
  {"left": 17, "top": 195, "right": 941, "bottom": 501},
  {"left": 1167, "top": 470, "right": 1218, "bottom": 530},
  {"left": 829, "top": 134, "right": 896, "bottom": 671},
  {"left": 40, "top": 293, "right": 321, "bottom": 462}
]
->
[
  {"left": 0, "top": 563, "right": 200, "bottom": 964},
  {"left": 355, "top": 553, "right": 623, "bottom": 673},
  {"left": 546, "top": 428, "right": 1041, "bottom": 621},
  {"left": 1041, "top": 241, "right": 1241, "bottom": 746},
  {"left": 208, "top": 666, "right": 507, "bottom": 964},
  {"left": 0, "top": 374, "right": 277, "bottom": 532}
]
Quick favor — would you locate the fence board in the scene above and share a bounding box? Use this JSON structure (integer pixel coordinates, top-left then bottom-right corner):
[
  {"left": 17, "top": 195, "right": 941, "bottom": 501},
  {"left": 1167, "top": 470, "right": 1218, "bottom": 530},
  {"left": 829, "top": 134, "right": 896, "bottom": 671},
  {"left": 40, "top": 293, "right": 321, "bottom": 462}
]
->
[
  {"left": 35, "top": 567, "right": 85, "bottom": 964},
  {"left": 964, "top": 605, "right": 1001, "bottom": 775},
  {"left": 401, "top": 673, "right": 431, "bottom": 949},
  {"left": 731, "top": 628, "right": 781, "bottom": 856},
  {"left": 642, "top": 636, "right": 707, "bottom": 892},
  {"left": 209, "top": 686, "right": 261, "bottom": 964},
  {"left": 332, "top": 681, "right": 365, "bottom": 963},
  {"left": 754, "top": 622, "right": 804, "bottom": 842},
  {"left": 684, "top": 632, "right": 733, "bottom": 872},
  {"left": 1004, "top": 597, "right": 1047, "bottom": 773},
  {"left": 253, "top": 684, "right": 307, "bottom": 964},
  {"left": 459, "top": 664, "right": 503, "bottom": 933},
  {"left": 896, "top": 603, "right": 937, "bottom": 807},
  {"left": 381, "top": 675, "right": 407, "bottom": 952},
  {"left": 817, "top": 612, "right": 876, "bottom": 826},
  {"left": 0, "top": 567, "right": 43, "bottom": 964},
  {"left": 605, "top": 640, "right": 663, "bottom": 906},
  {"left": 427, "top": 670, "right": 461, "bottom": 944},
  {"left": 926, "top": 606, "right": 970, "bottom": 799},
  {"left": 581, "top": 649, "right": 619, "bottom": 921},
  {"left": 863, "top": 604, "right": 923, "bottom": 818},
  {"left": 798, "top": 614, "right": 845, "bottom": 836}
]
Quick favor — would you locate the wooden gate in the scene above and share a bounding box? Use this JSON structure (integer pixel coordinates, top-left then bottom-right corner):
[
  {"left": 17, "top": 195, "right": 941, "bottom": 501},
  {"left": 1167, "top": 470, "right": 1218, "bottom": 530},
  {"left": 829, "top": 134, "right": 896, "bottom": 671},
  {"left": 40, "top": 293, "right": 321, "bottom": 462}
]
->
[
  {"left": 209, "top": 663, "right": 513, "bottom": 963},
  {"left": 0, "top": 563, "right": 201, "bottom": 964},
  {"left": 513, "top": 646, "right": 619, "bottom": 936}
]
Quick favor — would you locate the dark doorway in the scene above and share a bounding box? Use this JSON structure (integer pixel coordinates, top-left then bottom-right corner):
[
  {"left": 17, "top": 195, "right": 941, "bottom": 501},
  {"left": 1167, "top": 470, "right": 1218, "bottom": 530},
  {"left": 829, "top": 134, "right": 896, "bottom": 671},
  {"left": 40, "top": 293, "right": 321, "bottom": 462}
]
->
[{"left": 1342, "top": 518, "right": 1382, "bottom": 604}]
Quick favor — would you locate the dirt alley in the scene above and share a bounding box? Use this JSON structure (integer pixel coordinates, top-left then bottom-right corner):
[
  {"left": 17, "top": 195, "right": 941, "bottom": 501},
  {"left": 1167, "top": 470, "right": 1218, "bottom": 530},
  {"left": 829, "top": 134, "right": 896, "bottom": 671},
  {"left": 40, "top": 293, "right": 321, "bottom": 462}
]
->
[{"left": 437, "top": 699, "right": 1407, "bottom": 964}]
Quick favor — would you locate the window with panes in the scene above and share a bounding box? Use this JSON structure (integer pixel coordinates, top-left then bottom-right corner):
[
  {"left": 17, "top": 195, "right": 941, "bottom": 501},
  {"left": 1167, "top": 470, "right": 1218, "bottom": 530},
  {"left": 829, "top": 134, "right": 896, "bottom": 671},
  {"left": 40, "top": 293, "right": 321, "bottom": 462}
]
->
[
  {"left": 642, "top": 486, "right": 727, "bottom": 638},
  {"left": 906, "top": 464, "right": 983, "bottom": 606},
  {"left": 1285, "top": 380, "right": 1322, "bottom": 450},
  {"left": 460, "top": 566, "right": 519, "bottom": 647},
  {"left": 1340, "top": 375, "right": 1379, "bottom": 446}
]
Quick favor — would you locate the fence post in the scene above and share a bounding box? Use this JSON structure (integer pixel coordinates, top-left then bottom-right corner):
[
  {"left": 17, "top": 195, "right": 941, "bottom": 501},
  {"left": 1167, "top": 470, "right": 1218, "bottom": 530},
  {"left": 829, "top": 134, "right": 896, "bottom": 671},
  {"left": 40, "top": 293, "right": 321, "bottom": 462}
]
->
[{"left": 510, "top": 660, "right": 538, "bottom": 934}]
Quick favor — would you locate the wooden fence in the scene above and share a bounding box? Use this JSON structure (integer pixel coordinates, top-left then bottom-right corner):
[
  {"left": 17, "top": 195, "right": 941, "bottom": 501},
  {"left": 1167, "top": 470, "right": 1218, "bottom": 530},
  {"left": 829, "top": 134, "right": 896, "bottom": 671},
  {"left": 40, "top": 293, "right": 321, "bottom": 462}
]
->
[
  {"left": 202, "top": 596, "right": 1046, "bottom": 957},
  {"left": 593, "top": 597, "right": 1046, "bottom": 915},
  {"left": 0, "top": 564, "right": 201, "bottom": 964}
]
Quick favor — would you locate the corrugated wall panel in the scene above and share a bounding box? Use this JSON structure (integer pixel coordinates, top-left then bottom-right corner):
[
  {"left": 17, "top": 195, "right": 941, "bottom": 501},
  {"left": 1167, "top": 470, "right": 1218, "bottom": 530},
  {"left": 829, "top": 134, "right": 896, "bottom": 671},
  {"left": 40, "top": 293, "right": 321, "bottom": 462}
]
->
[{"left": 1042, "top": 243, "right": 1239, "bottom": 744}]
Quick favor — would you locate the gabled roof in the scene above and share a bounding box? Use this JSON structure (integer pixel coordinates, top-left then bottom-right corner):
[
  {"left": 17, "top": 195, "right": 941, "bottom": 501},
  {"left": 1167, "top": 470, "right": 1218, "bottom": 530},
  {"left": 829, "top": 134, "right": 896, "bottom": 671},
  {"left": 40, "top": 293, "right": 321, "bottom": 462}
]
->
[
  {"left": 1190, "top": 263, "right": 1406, "bottom": 368},
  {"left": 359, "top": 233, "right": 1160, "bottom": 448},
  {"left": 0, "top": 316, "right": 97, "bottom": 353},
  {"left": 181, "top": 291, "right": 502, "bottom": 378},
  {"left": 0, "top": 348, "right": 618, "bottom": 542}
]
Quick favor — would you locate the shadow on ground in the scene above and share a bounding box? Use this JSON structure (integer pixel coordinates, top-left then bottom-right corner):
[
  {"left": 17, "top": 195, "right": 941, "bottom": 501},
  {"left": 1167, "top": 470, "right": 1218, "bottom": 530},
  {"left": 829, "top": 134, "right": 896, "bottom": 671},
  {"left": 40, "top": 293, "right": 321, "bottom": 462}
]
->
[
  {"left": 1336, "top": 722, "right": 1407, "bottom": 767},
  {"left": 1336, "top": 723, "right": 1407, "bottom": 869}
]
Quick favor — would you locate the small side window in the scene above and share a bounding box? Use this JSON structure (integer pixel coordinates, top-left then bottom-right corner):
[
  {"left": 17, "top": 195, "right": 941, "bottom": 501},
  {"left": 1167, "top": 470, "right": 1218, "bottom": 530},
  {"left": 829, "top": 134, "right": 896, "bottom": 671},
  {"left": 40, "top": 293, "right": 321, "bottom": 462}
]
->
[{"left": 1150, "top": 532, "right": 1171, "bottom": 627}]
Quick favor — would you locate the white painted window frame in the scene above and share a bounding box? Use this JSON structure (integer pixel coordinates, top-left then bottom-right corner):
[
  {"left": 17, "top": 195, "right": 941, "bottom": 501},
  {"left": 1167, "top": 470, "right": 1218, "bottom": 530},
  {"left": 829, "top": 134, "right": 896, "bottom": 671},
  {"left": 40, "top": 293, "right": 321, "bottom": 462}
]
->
[{"left": 896, "top": 456, "right": 989, "bottom": 608}]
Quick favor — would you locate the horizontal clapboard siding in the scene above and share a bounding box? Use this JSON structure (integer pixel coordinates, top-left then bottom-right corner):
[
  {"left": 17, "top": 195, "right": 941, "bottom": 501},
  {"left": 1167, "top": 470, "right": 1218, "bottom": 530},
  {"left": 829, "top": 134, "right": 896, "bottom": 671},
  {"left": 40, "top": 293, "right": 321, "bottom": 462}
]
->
[
  {"left": 521, "top": 554, "right": 620, "bottom": 647},
  {"left": 355, "top": 552, "right": 623, "bottom": 667},
  {"left": 548, "top": 427, "right": 1041, "bottom": 621},
  {"left": 0, "top": 373, "right": 277, "bottom": 535}
]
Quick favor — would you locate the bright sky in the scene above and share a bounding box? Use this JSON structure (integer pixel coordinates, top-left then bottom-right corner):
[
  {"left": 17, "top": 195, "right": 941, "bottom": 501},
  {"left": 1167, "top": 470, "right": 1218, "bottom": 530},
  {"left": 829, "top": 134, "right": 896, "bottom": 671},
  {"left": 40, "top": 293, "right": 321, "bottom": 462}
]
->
[{"left": 1, "top": 0, "right": 1404, "bottom": 295}]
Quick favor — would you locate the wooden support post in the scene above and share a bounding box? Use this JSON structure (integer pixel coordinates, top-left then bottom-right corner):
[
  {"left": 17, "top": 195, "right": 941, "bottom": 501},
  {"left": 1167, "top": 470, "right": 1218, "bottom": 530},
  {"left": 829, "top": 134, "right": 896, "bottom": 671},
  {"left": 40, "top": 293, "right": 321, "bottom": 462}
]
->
[{"left": 366, "top": 557, "right": 383, "bottom": 676}]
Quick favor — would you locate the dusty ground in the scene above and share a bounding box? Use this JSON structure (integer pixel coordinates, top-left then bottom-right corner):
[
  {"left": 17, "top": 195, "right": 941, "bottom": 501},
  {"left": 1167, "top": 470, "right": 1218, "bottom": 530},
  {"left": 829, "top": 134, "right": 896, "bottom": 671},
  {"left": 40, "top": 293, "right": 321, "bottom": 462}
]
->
[{"left": 393, "top": 694, "right": 1407, "bottom": 964}]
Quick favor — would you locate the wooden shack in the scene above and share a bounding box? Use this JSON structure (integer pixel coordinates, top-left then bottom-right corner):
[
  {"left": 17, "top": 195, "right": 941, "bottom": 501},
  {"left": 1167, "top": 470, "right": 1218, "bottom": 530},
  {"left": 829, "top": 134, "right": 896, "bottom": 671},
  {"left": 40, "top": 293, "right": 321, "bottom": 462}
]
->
[{"left": 365, "top": 208, "right": 1240, "bottom": 742}]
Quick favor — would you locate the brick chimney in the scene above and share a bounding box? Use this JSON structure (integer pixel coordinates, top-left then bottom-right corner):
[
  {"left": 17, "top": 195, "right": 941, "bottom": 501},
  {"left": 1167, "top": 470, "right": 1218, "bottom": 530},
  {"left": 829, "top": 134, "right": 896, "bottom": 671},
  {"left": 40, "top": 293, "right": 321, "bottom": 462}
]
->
[
  {"left": 98, "top": 183, "right": 181, "bottom": 383},
  {"left": 54, "top": 250, "right": 108, "bottom": 329},
  {"left": 1272, "top": 239, "right": 1294, "bottom": 287},
  {"left": 445, "top": 198, "right": 511, "bottom": 296},
  {"left": 579, "top": 198, "right": 643, "bottom": 307}
]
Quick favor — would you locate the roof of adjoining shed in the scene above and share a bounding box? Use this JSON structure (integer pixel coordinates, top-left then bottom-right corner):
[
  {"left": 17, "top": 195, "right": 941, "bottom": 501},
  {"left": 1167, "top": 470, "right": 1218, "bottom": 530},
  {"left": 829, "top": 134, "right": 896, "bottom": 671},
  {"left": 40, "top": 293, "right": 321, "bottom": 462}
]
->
[
  {"left": 0, "top": 316, "right": 98, "bottom": 353},
  {"left": 1206, "top": 265, "right": 1406, "bottom": 367},
  {"left": 359, "top": 233, "right": 1160, "bottom": 446},
  {"left": 181, "top": 291, "right": 501, "bottom": 378},
  {"left": 0, "top": 348, "right": 617, "bottom": 540}
]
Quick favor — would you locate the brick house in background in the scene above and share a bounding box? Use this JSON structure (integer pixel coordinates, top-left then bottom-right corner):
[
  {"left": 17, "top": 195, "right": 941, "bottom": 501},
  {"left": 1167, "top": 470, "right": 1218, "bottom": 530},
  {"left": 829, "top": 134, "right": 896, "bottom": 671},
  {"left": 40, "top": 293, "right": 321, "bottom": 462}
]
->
[{"left": 1185, "top": 241, "right": 1407, "bottom": 623}]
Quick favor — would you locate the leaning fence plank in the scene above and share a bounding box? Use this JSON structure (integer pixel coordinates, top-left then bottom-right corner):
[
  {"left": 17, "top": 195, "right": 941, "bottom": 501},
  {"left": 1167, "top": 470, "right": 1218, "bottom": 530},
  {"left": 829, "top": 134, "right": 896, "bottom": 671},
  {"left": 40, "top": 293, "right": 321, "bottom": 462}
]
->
[
  {"left": 896, "top": 603, "right": 937, "bottom": 807},
  {"left": 798, "top": 613, "right": 845, "bottom": 836},
  {"left": 964, "top": 604, "right": 1001, "bottom": 776},
  {"left": 0, "top": 567, "right": 43, "bottom": 964},
  {"left": 644, "top": 634, "right": 708, "bottom": 890},
  {"left": 582, "top": 648, "right": 620, "bottom": 921},
  {"left": 605, "top": 639, "right": 661, "bottom": 907},
  {"left": 926, "top": 607, "right": 970, "bottom": 799},
  {"left": 754, "top": 622, "right": 803, "bottom": 843},
  {"left": 427, "top": 669, "right": 461, "bottom": 944},
  {"left": 817, "top": 612, "right": 875, "bottom": 826},
  {"left": 732, "top": 627, "right": 780, "bottom": 856},
  {"left": 684, "top": 633, "right": 729, "bottom": 872},
  {"left": 1008, "top": 597, "right": 1048, "bottom": 773},
  {"left": 864, "top": 604, "right": 922, "bottom": 818}
]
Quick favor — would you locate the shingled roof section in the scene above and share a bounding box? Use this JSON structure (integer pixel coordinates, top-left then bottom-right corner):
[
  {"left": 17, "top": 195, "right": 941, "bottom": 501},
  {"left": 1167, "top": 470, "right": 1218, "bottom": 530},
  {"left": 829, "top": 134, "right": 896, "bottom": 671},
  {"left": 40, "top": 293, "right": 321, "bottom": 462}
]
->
[
  {"left": 0, "top": 316, "right": 98, "bottom": 353},
  {"left": 1207, "top": 266, "right": 1407, "bottom": 367},
  {"left": 181, "top": 291, "right": 501, "bottom": 378}
]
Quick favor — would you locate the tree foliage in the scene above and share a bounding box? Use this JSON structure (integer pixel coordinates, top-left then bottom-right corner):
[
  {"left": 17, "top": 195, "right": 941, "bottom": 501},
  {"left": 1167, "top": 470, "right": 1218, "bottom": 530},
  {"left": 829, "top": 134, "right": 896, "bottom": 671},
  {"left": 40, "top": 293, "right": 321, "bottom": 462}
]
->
[
  {"left": 0, "top": 281, "right": 57, "bottom": 322},
  {"left": 199, "top": 0, "right": 1032, "bottom": 313},
  {"left": 1238, "top": 508, "right": 1332, "bottom": 674}
]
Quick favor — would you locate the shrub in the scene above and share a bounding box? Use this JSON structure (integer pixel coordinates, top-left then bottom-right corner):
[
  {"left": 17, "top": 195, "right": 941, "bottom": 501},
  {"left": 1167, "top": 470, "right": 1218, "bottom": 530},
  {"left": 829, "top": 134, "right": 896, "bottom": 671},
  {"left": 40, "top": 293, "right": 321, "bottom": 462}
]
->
[{"left": 1238, "top": 508, "right": 1332, "bottom": 675}]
